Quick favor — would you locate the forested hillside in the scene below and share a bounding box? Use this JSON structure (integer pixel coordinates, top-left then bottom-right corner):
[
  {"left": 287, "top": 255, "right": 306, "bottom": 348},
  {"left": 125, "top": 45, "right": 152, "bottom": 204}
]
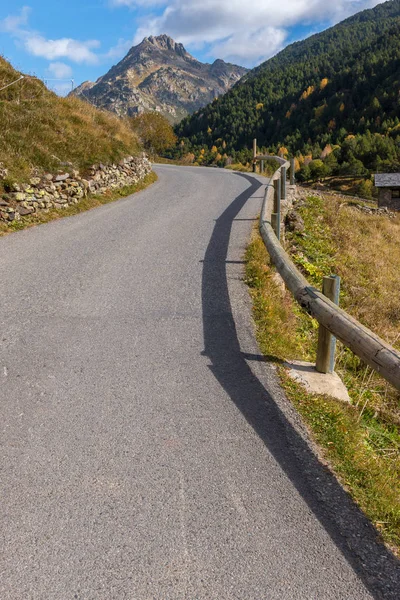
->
[{"left": 175, "top": 0, "right": 400, "bottom": 182}]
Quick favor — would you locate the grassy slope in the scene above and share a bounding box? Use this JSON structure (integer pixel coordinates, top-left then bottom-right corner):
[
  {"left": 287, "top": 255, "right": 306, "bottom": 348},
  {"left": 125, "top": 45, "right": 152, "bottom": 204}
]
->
[
  {"left": 0, "top": 56, "right": 140, "bottom": 184},
  {"left": 245, "top": 193, "right": 400, "bottom": 553}
]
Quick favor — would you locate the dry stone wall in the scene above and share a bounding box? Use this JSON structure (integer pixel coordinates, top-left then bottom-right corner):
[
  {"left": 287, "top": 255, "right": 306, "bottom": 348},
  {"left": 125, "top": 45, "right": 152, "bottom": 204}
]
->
[{"left": 0, "top": 154, "right": 152, "bottom": 223}]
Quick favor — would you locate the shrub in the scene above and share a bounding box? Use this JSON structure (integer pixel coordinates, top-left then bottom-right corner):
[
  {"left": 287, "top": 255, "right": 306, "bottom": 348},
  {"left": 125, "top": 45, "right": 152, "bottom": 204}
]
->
[{"left": 130, "top": 112, "right": 177, "bottom": 156}]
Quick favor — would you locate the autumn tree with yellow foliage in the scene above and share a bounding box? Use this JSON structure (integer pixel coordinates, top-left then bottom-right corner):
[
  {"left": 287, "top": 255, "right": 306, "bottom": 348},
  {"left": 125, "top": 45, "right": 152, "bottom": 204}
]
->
[{"left": 130, "top": 112, "right": 177, "bottom": 156}]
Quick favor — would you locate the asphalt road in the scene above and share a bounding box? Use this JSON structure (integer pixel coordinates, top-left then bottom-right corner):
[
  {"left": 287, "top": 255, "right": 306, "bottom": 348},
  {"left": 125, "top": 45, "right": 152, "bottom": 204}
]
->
[{"left": 1, "top": 165, "right": 399, "bottom": 599}]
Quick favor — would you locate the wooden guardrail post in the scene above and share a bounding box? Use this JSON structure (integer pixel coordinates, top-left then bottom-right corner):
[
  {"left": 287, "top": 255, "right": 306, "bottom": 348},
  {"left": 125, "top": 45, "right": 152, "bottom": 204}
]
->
[
  {"left": 253, "top": 138, "right": 257, "bottom": 173},
  {"left": 272, "top": 178, "right": 281, "bottom": 240},
  {"left": 261, "top": 159, "right": 264, "bottom": 174},
  {"left": 273, "top": 178, "right": 281, "bottom": 213},
  {"left": 281, "top": 166, "right": 287, "bottom": 200},
  {"left": 290, "top": 158, "right": 295, "bottom": 185},
  {"left": 271, "top": 214, "right": 279, "bottom": 240},
  {"left": 316, "top": 275, "right": 341, "bottom": 374}
]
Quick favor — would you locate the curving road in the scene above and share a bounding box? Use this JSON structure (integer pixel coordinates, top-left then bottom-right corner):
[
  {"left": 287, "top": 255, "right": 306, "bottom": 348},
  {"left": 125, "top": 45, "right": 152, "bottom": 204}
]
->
[{"left": 1, "top": 165, "right": 398, "bottom": 599}]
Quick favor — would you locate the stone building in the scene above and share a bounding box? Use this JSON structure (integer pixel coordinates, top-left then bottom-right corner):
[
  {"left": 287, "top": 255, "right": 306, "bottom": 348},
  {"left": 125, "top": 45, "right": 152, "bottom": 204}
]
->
[{"left": 374, "top": 173, "right": 400, "bottom": 210}]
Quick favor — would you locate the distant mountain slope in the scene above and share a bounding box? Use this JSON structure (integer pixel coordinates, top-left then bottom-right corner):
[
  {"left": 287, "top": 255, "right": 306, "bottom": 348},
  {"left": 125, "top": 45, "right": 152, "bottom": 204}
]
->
[
  {"left": 176, "top": 0, "right": 400, "bottom": 174},
  {"left": 71, "top": 35, "right": 247, "bottom": 123}
]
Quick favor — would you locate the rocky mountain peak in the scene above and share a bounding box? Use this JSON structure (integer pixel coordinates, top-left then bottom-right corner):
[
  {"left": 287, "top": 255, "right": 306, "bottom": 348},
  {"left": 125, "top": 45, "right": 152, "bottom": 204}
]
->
[
  {"left": 145, "top": 34, "right": 188, "bottom": 57},
  {"left": 71, "top": 35, "right": 248, "bottom": 123}
]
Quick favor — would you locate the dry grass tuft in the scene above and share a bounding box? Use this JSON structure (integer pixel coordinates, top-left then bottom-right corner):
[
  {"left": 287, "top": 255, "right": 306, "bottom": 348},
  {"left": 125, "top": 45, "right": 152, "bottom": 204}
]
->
[{"left": 327, "top": 202, "right": 400, "bottom": 341}]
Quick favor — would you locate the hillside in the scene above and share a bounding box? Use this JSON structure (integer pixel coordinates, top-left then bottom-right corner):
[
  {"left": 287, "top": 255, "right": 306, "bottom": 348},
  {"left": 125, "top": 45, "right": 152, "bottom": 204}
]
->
[
  {"left": 0, "top": 55, "right": 141, "bottom": 184},
  {"left": 175, "top": 0, "right": 400, "bottom": 177},
  {"left": 71, "top": 35, "right": 247, "bottom": 123}
]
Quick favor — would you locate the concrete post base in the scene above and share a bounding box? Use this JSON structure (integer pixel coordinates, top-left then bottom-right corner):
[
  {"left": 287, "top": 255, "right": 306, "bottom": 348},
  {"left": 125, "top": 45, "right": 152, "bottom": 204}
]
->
[{"left": 284, "top": 360, "right": 350, "bottom": 403}]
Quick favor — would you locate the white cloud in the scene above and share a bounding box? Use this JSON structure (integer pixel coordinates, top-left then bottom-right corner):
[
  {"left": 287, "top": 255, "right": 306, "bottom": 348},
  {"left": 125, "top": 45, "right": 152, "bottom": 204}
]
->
[
  {"left": 25, "top": 35, "right": 100, "bottom": 63},
  {"left": 211, "top": 27, "right": 287, "bottom": 66},
  {"left": 130, "top": 0, "right": 386, "bottom": 65},
  {"left": 47, "top": 62, "right": 73, "bottom": 79},
  {"left": 104, "top": 37, "right": 133, "bottom": 60},
  {"left": 110, "top": 0, "right": 167, "bottom": 6},
  {"left": 0, "top": 5, "right": 31, "bottom": 32},
  {"left": 0, "top": 7, "right": 100, "bottom": 64}
]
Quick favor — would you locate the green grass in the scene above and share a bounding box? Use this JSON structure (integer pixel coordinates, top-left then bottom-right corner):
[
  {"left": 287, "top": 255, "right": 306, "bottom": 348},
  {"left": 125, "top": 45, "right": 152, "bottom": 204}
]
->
[
  {"left": 245, "top": 227, "right": 400, "bottom": 554},
  {"left": 154, "top": 156, "right": 202, "bottom": 167},
  {"left": 224, "top": 161, "right": 277, "bottom": 177},
  {"left": 245, "top": 235, "right": 317, "bottom": 362},
  {"left": 289, "top": 195, "right": 336, "bottom": 285},
  {"left": 0, "top": 172, "right": 157, "bottom": 237},
  {"left": 225, "top": 163, "right": 253, "bottom": 173}
]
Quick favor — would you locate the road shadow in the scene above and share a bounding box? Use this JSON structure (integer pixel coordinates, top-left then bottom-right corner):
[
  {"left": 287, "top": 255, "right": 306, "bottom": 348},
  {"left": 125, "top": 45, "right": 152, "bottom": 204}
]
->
[{"left": 201, "top": 172, "right": 399, "bottom": 599}]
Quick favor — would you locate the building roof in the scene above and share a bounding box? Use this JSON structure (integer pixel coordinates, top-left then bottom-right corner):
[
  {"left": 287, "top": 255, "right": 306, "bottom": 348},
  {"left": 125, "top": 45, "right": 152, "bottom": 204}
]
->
[{"left": 374, "top": 173, "right": 400, "bottom": 187}]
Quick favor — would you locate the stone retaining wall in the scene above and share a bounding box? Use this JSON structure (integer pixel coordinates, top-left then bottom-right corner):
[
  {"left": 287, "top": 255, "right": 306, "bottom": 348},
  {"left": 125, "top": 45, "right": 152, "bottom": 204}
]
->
[{"left": 0, "top": 153, "right": 152, "bottom": 223}]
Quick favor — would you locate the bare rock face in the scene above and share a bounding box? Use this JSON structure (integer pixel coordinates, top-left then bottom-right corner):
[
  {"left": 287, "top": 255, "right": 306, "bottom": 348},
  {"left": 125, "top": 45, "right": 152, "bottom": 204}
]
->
[
  {"left": 70, "top": 35, "right": 247, "bottom": 123},
  {"left": 285, "top": 209, "right": 305, "bottom": 233}
]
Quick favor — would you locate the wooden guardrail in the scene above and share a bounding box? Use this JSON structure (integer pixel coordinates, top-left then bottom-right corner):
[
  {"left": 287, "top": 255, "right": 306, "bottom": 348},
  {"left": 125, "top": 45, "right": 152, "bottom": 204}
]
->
[{"left": 254, "top": 145, "right": 400, "bottom": 391}]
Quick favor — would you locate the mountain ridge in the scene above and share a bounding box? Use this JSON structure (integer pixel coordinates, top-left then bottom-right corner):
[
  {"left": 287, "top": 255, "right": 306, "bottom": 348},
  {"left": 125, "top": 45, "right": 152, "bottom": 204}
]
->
[{"left": 71, "top": 35, "right": 247, "bottom": 122}]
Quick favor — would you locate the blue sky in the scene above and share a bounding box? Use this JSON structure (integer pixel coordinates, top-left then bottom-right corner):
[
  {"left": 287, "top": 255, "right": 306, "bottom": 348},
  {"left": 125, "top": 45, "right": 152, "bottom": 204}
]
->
[{"left": 0, "top": 1, "right": 385, "bottom": 95}]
